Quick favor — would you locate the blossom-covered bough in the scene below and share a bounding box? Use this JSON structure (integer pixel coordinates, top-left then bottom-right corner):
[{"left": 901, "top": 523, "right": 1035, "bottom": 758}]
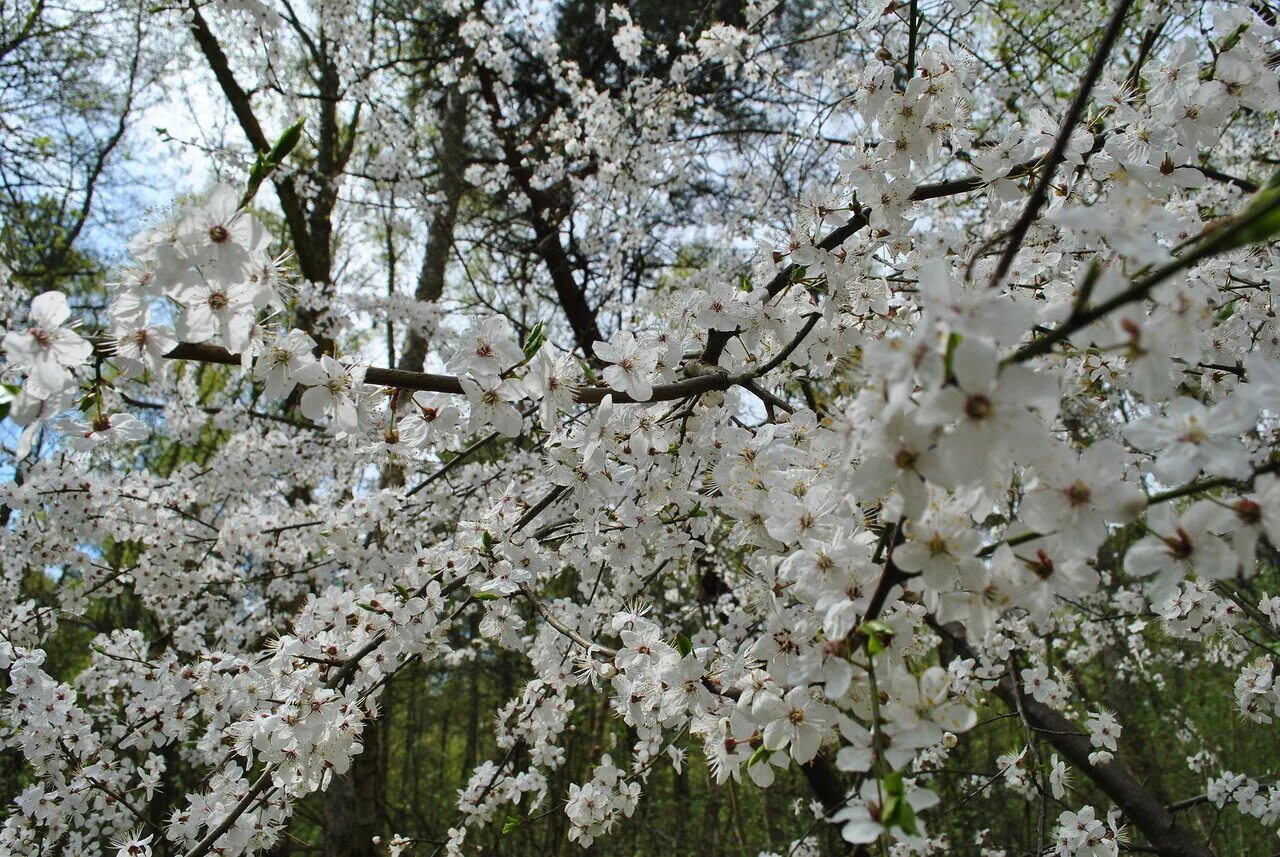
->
[{"left": 2, "top": 0, "right": 1280, "bottom": 855}]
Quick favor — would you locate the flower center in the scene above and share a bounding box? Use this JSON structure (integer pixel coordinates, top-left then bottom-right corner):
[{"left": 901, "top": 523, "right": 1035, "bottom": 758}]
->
[
  {"left": 1063, "top": 481, "right": 1092, "bottom": 506},
  {"left": 963, "top": 393, "right": 994, "bottom": 421},
  {"left": 1163, "top": 527, "right": 1195, "bottom": 560},
  {"left": 1234, "top": 499, "right": 1262, "bottom": 526},
  {"left": 1029, "top": 549, "right": 1055, "bottom": 580}
]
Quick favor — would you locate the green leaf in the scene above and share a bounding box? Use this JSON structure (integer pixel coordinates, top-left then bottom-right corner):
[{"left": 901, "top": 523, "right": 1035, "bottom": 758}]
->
[
  {"left": 502, "top": 815, "right": 522, "bottom": 834},
  {"left": 675, "top": 633, "right": 693, "bottom": 658},
  {"left": 858, "top": 619, "right": 896, "bottom": 655},
  {"left": 242, "top": 157, "right": 271, "bottom": 208},
  {"left": 522, "top": 321, "right": 546, "bottom": 361},
  {"left": 0, "top": 382, "right": 17, "bottom": 422},
  {"left": 877, "top": 771, "right": 920, "bottom": 835},
  {"left": 268, "top": 116, "right": 306, "bottom": 164},
  {"left": 881, "top": 790, "right": 902, "bottom": 829},
  {"left": 687, "top": 503, "right": 707, "bottom": 518},
  {"left": 884, "top": 797, "right": 919, "bottom": 835},
  {"left": 746, "top": 744, "right": 770, "bottom": 768},
  {"left": 1218, "top": 22, "right": 1250, "bottom": 55},
  {"left": 942, "top": 332, "right": 962, "bottom": 383},
  {"left": 241, "top": 118, "right": 306, "bottom": 207},
  {"left": 76, "top": 388, "right": 101, "bottom": 414}
]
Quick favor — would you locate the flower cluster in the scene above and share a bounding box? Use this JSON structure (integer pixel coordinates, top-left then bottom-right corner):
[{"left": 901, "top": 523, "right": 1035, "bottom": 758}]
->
[{"left": 2, "top": 2, "right": 1280, "bottom": 856}]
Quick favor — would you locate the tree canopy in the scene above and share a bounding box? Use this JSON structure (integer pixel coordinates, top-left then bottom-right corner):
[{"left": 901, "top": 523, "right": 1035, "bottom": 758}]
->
[{"left": 1, "top": 0, "right": 1280, "bottom": 856}]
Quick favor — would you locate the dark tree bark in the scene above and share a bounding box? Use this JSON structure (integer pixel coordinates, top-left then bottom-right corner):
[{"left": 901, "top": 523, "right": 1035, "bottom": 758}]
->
[
  {"left": 934, "top": 619, "right": 1213, "bottom": 857},
  {"left": 477, "top": 69, "right": 604, "bottom": 356},
  {"left": 400, "top": 84, "right": 469, "bottom": 373}
]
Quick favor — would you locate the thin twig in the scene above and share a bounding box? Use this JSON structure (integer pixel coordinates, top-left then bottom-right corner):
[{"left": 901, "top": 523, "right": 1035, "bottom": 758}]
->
[{"left": 988, "top": 0, "right": 1136, "bottom": 287}]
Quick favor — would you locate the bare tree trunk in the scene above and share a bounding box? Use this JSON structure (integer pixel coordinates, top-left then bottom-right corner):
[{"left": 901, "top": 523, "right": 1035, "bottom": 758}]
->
[
  {"left": 323, "top": 713, "right": 386, "bottom": 857},
  {"left": 934, "top": 619, "right": 1212, "bottom": 857},
  {"left": 477, "top": 69, "right": 604, "bottom": 356},
  {"left": 400, "top": 85, "right": 468, "bottom": 373}
]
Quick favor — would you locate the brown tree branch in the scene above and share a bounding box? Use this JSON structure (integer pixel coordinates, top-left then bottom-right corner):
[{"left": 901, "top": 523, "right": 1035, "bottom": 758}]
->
[
  {"left": 476, "top": 68, "right": 604, "bottom": 355},
  {"left": 186, "top": 2, "right": 326, "bottom": 284},
  {"left": 932, "top": 618, "right": 1212, "bottom": 857},
  {"left": 987, "top": 0, "right": 1136, "bottom": 287}
]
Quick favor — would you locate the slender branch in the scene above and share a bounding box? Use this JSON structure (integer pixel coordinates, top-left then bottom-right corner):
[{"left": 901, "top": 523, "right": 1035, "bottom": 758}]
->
[
  {"left": 905, "top": 0, "right": 920, "bottom": 81},
  {"left": 1147, "top": 459, "right": 1279, "bottom": 504},
  {"left": 1167, "top": 779, "right": 1276, "bottom": 813},
  {"left": 863, "top": 522, "right": 907, "bottom": 622},
  {"left": 186, "top": 1, "right": 324, "bottom": 283},
  {"left": 755, "top": 312, "right": 822, "bottom": 377},
  {"left": 184, "top": 766, "right": 277, "bottom": 857},
  {"left": 91, "top": 305, "right": 822, "bottom": 415},
  {"left": 701, "top": 160, "right": 1045, "bottom": 365},
  {"left": 977, "top": 460, "right": 1280, "bottom": 556},
  {"left": 1194, "top": 164, "right": 1259, "bottom": 194},
  {"left": 1009, "top": 658, "right": 1048, "bottom": 857},
  {"left": 987, "top": 0, "right": 1136, "bottom": 287},
  {"left": 405, "top": 406, "right": 539, "bottom": 498},
  {"left": 475, "top": 68, "right": 603, "bottom": 354},
  {"left": 1214, "top": 581, "right": 1280, "bottom": 641},
  {"left": 1007, "top": 246, "right": 1206, "bottom": 365},
  {"left": 741, "top": 378, "right": 795, "bottom": 415},
  {"left": 518, "top": 584, "right": 617, "bottom": 658}
]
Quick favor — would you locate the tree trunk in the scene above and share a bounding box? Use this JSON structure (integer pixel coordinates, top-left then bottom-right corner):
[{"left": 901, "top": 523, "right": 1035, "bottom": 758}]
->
[
  {"left": 401, "top": 85, "right": 468, "bottom": 373},
  {"left": 324, "top": 712, "right": 386, "bottom": 857},
  {"left": 934, "top": 619, "right": 1213, "bottom": 857}
]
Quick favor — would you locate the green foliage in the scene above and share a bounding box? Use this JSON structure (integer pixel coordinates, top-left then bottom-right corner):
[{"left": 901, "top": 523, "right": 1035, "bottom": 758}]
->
[
  {"left": 0, "top": 196, "right": 105, "bottom": 296},
  {"left": 243, "top": 118, "right": 307, "bottom": 207}
]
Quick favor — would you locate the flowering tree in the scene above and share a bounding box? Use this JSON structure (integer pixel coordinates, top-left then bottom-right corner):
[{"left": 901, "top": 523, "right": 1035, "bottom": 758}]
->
[{"left": 2, "top": 0, "right": 1280, "bottom": 855}]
